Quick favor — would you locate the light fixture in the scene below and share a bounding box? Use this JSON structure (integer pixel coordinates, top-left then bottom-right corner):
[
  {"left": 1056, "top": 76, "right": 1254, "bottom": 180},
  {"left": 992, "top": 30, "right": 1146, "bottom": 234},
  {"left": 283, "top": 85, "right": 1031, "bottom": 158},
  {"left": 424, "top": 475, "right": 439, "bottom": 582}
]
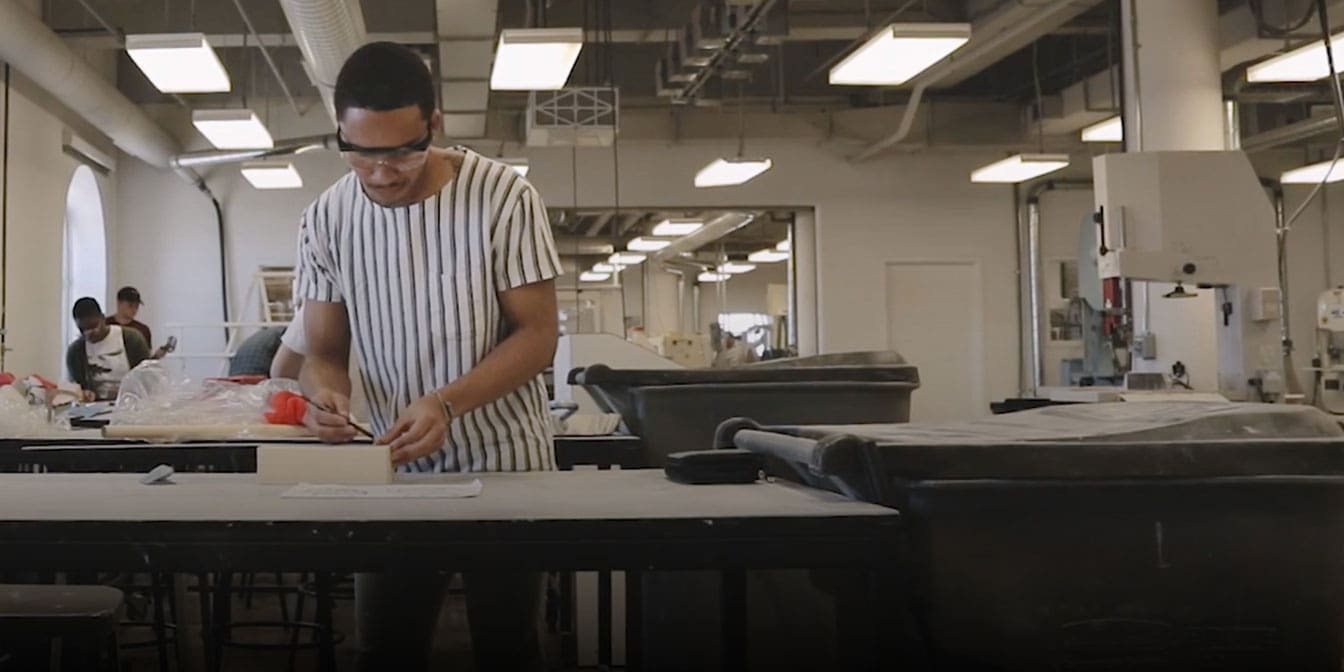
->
[
  {"left": 125, "top": 33, "right": 231, "bottom": 93},
  {"left": 1080, "top": 116, "right": 1122, "bottom": 143},
  {"left": 970, "top": 154, "right": 1070, "bottom": 184},
  {"left": 1247, "top": 34, "right": 1344, "bottom": 82},
  {"left": 698, "top": 272, "right": 731, "bottom": 283},
  {"left": 191, "top": 109, "right": 274, "bottom": 149},
  {"left": 490, "top": 28, "right": 584, "bottom": 90},
  {"left": 609, "top": 252, "right": 646, "bottom": 266},
  {"left": 829, "top": 23, "right": 971, "bottom": 86},
  {"left": 1281, "top": 159, "right": 1344, "bottom": 184},
  {"left": 591, "top": 263, "right": 616, "bottom": 273},
  {"left": 579, "top": 271, "right": 611, "bottom": 282},
  {"left": 718, "top": 262, "right": 757, "bottom": 274},
  {"left": 240, "top": 161, "right": 303, "bottom": 190},
  {"left": 776, "top": 240, "right": 790, "bottom": 252},
  {"left": 627, "top": 237, "right": 673, "bottom": 252},
  {"left": 694, "top": 158, "right": 773, "bottom": 188},
  {"left": 500, "top": 157, "right": 530, "bottom": 176},
  {"left": 652, "top": 218, "right": 704, "bottom": 236},
  {"left": 748, "top": 249, "right": 790, "bottom": 263}
]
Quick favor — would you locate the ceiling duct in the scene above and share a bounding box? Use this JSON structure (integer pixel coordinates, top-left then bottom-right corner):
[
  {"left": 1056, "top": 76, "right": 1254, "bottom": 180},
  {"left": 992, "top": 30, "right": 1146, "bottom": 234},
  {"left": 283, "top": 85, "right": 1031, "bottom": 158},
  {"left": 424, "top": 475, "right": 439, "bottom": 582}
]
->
[
  {"left": 658, "top": 0, "right": 782, "bottom": 104},
  {"left": 0, "top": 0, "right": 181, "bottom": 168},
  {"left": 277, "top": 0, "right": 368, "bottom": 124},
  {"left": 650, "top": 212, "right": 756, "bottom": 263},
  {"left": 436, "top": 0, "right": 497, "bottom": 139}
]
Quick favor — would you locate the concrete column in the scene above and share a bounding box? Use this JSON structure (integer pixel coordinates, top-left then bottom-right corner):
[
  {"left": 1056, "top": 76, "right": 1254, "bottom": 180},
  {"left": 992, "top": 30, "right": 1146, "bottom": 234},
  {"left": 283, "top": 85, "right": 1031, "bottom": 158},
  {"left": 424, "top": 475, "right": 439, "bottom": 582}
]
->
[
  {"left": 1121, "top": 0, "right": 1224, "bottom": 152},
  {"left": 793, "top": 210, "right": 819, "bottom": 356}
]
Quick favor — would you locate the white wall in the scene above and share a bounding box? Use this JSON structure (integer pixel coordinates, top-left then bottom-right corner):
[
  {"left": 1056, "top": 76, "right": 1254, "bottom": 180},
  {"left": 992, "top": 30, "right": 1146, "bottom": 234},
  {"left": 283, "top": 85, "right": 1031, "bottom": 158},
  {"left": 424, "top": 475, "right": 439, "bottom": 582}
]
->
[{"left": 0, "top": 73, "right": 117, "bottom": 378}]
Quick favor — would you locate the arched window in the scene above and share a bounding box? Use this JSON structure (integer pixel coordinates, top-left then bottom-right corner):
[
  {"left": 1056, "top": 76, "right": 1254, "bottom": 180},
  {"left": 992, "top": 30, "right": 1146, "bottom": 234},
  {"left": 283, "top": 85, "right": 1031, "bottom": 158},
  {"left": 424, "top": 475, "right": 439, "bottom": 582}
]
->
[{"left": 61, "top": 165, "right": 107, "bottom": 348}]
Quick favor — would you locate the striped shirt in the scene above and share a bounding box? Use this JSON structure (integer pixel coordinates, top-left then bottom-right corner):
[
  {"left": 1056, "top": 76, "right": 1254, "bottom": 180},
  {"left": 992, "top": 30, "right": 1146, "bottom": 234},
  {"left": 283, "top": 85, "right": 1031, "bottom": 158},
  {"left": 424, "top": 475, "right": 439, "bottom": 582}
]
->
[{"left": 295, "top": 150, "right": 562, "bottom": 472}]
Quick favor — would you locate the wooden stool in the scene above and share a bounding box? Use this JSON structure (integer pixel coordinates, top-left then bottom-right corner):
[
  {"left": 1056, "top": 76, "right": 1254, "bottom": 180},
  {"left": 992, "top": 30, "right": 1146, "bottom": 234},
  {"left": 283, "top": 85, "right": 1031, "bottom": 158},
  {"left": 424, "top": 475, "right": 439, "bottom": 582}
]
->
[{"left": 0, "top": 584, "right": 123, "bottom": 671}]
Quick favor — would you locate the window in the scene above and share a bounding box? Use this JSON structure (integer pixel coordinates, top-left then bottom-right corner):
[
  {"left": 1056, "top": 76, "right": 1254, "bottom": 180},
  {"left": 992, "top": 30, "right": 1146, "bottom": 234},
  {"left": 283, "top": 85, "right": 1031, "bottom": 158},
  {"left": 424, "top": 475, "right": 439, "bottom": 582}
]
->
[
  {"left": 718, "top": 312, "right": 772, "bottom": 356},
  {"left": 62, "top": 165, "right": 107, "bottom": 348}
]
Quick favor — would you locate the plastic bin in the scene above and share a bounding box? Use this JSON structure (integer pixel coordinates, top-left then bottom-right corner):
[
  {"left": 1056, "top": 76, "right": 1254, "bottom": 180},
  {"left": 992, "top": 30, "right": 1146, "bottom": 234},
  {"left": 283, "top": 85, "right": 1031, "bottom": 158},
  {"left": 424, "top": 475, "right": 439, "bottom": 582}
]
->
[
  {"left": 569, "top": 353, "right": 919, "bottom": 465},
  {"left": 721, "top": 402, "right": 1344, "bottom": 671}
]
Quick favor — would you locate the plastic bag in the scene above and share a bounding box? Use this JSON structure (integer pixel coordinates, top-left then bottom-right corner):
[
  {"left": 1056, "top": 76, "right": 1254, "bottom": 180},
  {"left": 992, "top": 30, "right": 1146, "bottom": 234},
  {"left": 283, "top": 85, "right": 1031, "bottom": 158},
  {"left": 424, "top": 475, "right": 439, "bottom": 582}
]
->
[
  {"left": 0, "top": 384, "right": 71, "bottom": 438},
  {"left": 110, "top": 360, "right": 301, "bottom": 428}
]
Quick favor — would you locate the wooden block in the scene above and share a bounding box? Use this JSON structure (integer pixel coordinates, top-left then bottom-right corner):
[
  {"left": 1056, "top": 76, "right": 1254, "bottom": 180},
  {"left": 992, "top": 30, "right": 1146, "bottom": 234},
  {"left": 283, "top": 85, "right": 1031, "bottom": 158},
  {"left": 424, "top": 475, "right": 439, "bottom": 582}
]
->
[
  {"left": 256, "top": 444, "right": 393, "bottom": 485},
  {"left": 104, "top": 424, "right": 315, "bottom": 440}
]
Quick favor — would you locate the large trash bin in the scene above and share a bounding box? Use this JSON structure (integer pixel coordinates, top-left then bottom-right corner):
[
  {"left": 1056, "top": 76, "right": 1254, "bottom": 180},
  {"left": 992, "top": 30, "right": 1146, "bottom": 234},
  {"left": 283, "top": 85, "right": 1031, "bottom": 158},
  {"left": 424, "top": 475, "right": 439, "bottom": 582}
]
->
[
  {"left": 722, "top": 402, "right": 1344, "bottom": 671},
  {"left": 569, "top": 351, "right": 919, "bottom": 466}
]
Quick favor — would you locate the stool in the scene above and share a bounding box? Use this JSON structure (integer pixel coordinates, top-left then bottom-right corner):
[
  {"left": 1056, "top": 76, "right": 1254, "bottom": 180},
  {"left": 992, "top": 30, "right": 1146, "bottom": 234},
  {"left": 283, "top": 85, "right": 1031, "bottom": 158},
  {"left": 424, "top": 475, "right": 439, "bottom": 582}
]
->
[{"left": 0, "top": 584, "right": 123, "bottom": 671}]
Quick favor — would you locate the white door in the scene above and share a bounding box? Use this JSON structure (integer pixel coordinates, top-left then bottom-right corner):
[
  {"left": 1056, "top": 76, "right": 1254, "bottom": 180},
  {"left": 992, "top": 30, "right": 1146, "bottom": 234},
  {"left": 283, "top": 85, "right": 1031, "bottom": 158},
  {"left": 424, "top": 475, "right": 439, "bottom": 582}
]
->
[{"left": 885, "top": 261, "right": 984, "bottom": 423}]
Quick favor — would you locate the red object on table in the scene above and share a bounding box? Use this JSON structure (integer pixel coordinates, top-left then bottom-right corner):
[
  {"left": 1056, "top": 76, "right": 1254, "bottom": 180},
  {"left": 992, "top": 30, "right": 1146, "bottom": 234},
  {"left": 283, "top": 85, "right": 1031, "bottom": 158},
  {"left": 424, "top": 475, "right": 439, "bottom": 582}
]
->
[
  {"left": 0, "top": 373, "right": 14, "bottom": 386},
  {"left": 265, "top": 390, "right": 307, "bottom": 425}
]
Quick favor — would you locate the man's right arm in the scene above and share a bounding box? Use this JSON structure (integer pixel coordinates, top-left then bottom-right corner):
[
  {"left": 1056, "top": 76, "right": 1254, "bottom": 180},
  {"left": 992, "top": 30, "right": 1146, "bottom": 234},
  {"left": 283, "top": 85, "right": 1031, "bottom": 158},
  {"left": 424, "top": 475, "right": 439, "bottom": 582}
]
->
[{"left": 298, "top": 300, "right": 357, "bottom": 443}]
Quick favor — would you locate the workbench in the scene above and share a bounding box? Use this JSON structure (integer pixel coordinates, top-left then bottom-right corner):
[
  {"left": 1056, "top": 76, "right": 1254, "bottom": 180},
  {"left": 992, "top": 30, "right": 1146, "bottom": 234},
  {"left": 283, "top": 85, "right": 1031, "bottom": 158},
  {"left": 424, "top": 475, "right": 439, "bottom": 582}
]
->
[
  {"left": 0, "top": 470, "right": 903, "bottom": 670},
  {"left": 0, "top": 434, "right": 646, "bottom": 472}
]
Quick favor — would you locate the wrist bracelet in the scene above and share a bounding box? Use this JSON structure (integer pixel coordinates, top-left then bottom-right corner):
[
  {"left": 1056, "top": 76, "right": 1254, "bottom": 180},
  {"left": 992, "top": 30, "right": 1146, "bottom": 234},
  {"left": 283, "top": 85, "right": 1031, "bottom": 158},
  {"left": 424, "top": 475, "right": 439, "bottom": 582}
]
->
[{"left": 434, "top": 392, "right": 455, "bottom": 424}]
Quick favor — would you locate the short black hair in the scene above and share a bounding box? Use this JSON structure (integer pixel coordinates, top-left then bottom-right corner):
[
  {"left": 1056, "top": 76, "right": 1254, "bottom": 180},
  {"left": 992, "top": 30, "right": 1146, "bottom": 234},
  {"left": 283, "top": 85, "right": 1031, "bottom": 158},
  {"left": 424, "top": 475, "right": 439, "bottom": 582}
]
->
[
  {"left": 73, "top": 297, "right": 103, "bottom": 321},
  {"left": 334, "top": 42, "right": 435, "bottom": 121}
]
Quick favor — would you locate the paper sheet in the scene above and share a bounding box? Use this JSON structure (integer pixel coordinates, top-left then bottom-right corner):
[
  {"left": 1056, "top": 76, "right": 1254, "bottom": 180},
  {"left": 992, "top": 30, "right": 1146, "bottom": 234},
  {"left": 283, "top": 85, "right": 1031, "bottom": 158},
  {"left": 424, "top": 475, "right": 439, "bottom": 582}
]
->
[{"left": 281, "top": 480, "right": 484, "bottom": 499}]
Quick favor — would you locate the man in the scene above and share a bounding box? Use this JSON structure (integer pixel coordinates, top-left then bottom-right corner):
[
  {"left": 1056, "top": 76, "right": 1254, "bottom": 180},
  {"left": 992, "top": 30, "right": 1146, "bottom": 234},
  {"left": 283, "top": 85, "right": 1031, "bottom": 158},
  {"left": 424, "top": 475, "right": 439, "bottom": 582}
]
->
[
  {"left": 226, "top": 326, "right": 286, "bottom": 377},
  {"left": 66, "top": 297, "right": 150, "bottom": 401},
  {"left": 295, "top": 42, "right": 560, "bottom": 671},
  {"left": 108, "top": 286, "right": 170, "bottom": 359},
  {"left": 269, "top": 303, "right": 306, "bottom": 380}
]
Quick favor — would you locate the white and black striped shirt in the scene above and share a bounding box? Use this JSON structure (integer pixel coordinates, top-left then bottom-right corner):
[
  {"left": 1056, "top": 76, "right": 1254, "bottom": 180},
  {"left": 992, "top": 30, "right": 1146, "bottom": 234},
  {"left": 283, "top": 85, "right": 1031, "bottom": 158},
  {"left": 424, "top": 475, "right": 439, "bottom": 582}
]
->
[{"left": 295, "top": 150, "right": 562, "bottom": 472}]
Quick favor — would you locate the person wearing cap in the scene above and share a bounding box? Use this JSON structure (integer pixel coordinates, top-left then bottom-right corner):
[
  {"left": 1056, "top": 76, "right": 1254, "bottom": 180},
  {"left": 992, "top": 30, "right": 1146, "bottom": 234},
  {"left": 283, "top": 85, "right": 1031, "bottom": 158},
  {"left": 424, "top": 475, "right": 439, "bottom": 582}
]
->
[{"left": 109, "top": 287, "right": 170, "bottom": 359}]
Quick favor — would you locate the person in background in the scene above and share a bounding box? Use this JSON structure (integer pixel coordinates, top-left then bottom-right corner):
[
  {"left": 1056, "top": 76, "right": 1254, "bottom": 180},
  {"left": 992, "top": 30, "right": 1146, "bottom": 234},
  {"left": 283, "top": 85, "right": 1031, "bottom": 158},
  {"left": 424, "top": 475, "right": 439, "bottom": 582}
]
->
[
  {"left": 67, "top": 297, "right": 149, "bottom": 401},
  {"left": 270, "top": 303, "right": 307, "bottom": 380},
  {"left": 227, "top": 326, "right": 287, "bottom": 377},
  {"left": 713, "top": 332, "right": 755, "bottom": 368},
  {"left": 108, "top": 286, "right": 170, "bottom": 358},
  {"left": 296, "top": 42, "right": 560, "bottom": 671}
]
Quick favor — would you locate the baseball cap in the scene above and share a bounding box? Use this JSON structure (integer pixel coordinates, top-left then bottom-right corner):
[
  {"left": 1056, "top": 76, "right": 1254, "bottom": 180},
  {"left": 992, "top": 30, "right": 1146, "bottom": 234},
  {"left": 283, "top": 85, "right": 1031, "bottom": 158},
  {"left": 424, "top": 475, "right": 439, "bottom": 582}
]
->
[{"left": 116, "top": 287, "right": 144, "bottom": 305}]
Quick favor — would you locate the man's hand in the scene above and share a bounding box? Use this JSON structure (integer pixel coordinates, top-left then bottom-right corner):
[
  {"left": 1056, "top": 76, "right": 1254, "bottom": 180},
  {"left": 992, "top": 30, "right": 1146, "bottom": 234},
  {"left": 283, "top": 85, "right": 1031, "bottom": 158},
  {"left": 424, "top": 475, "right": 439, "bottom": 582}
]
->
[
  {"left": 303, "top": 389, "right": 358, "bottom": 443},
  {"left": 378, "top": 392, "right": 450, "bottom": 467}
]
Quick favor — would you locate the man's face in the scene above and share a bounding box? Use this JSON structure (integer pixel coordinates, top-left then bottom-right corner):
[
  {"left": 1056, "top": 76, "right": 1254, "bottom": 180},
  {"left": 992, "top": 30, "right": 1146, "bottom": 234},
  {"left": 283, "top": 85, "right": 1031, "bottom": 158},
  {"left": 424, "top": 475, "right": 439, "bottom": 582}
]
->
[
  {"left": 338, "top": 106, "right": 439, "bottom": 207},
  {"left": 117, "top": 300, "right": 139, "bottom": 319},
  {"left": 77, "top": 315, "right": 109, "bottom": 343}
]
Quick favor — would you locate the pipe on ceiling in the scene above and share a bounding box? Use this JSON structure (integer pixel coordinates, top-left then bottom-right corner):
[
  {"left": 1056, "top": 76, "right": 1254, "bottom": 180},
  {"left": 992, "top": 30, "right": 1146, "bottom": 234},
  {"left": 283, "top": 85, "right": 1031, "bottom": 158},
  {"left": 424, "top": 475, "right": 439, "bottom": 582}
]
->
[
  {"left": 0, "top": 0, "right": 181, "bottom": 167},
  {"left": 170, "top": 134, "right": 339, "bottom": 168},
  {"left": 851, "top": 0, "right": 1103, "bottom": 162},
  {"left": 1241, "top": 115, "right": 1338, "bottom": 152},
  {"left": 277, "top": 0, "right": 368, "bottom": 124}
]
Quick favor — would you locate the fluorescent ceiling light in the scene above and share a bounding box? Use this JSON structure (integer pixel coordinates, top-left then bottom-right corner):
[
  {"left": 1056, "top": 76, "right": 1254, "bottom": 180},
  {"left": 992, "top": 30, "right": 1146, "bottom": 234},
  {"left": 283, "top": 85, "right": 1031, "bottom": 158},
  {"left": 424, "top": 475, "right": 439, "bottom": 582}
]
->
[
  {"left": 191, "top": 109, "right": 274, "bottom": 149},
  {"left": 579, "top": 271, "right": 611, "bottom": 282},
  {"left": 652, "top": 219, "right": 704, "bottom": 236},
  {"left": 698, "top": 272, "right": 731, "bottom": 283},
  {"left": 500, "top": 158, "right": 529, "bottom": 176},
  {"left": 970, "top": 153, "right": 1070, "bottom": 184},
  {"left": 1281, "top": 159, "right": 1344, "bottom": 184},
  {"left": 748, "top": 249, "right": 790, "bottom": 263},
  {"left": 125, "top": 33, "right": 231, "bottom": 93},
  {"left": 829, "top": 23, "right": 971, "bottom": 86},
  {"left": 694, "top": 157, "right": 773, "bottom": 188},
  {"left": 1080, "top": 116, "right": 1122, "bottom": 143},
  {"left": 609, "top": 253, "right": 646, "bottom": 266},
  {"left": 718, "top": 262, "right": 757, "bottom": 274},
  {"left": 591, "top": 263, "right": 616, "bottom": 273},
  {"left": 490, "top": 28, "right": 584, "bottom": 90},
  {"left": 240, "top": 161, "right": 303, "bottom": 190},
  {"left": 1248, "top": 34, "right": 1344, "bottom": 82},
  {"left": 628, "top": 237, "right": 673, "bottom": 252},
  {"left": 776, "top": 240, "right": 790, "bottom": 252}
]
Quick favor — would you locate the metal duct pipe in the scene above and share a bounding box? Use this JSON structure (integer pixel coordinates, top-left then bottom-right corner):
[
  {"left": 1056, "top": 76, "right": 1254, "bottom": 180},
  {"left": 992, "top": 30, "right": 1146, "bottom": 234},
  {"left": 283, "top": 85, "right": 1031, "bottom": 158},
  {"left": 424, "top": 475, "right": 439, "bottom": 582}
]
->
[
  {"left": 171, "top": 134, "right": 338, "bottom": 168},
  {"left": 852, "top": 0, "right": 1101, "bottom": 162},
  {"left": 0, "top": 0, "right": 180, "bottom": 167},
  {"left": 277, "top": 0, "right": 368, "bottom": 123},
  {"left": 650, "top": 212, "right": 756, "bottom": 263},
  {"left": 1241, "top": 116, "right": 1337, "bottom": 152}
]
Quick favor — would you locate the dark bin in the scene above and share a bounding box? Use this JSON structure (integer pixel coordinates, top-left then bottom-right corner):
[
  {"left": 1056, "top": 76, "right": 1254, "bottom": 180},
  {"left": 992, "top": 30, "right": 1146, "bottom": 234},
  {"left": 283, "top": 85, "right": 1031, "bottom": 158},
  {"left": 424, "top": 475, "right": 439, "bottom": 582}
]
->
[
  {"left": 569, "top": 352, "right": 919, "bottom": 466},
  {"left": 721, "top": 402, "right": 1344, "bottom": 671}
]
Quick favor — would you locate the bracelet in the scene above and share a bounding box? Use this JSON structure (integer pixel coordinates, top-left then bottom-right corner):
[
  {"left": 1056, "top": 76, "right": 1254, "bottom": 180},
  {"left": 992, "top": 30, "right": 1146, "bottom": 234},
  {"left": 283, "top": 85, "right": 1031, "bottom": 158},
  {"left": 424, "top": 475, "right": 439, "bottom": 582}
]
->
[{"left": 434, "top": 391, "right": 455, "bottom": 424}]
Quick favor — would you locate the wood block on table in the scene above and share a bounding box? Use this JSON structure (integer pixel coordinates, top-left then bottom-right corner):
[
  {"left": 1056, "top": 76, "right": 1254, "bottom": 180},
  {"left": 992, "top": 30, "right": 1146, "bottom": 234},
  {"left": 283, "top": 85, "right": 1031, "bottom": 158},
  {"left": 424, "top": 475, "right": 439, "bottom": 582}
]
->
[
  {"left": 256, "top": 444, "right": 393, "bottom": 485},
  {"left": 103, "top": 424, "right": 315, "bottom": 440}
]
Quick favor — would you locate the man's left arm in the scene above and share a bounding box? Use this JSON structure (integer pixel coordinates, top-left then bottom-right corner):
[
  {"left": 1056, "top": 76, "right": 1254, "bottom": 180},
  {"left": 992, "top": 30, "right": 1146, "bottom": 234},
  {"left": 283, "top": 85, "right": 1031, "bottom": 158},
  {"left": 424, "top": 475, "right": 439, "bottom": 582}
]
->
[
  {"left": 379, "top": 181, "right": 562, "bottom": 466},
  {"left": 125, "top": 329, "right": 151, "bottom": 368}
]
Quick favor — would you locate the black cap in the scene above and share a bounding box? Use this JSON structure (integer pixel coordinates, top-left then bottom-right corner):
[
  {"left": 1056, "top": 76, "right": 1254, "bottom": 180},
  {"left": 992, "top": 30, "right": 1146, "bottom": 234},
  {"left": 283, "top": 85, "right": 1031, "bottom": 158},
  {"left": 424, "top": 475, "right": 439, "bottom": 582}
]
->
[{"left": 116, "top": 286, "right": 143, "bottom": 305}]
